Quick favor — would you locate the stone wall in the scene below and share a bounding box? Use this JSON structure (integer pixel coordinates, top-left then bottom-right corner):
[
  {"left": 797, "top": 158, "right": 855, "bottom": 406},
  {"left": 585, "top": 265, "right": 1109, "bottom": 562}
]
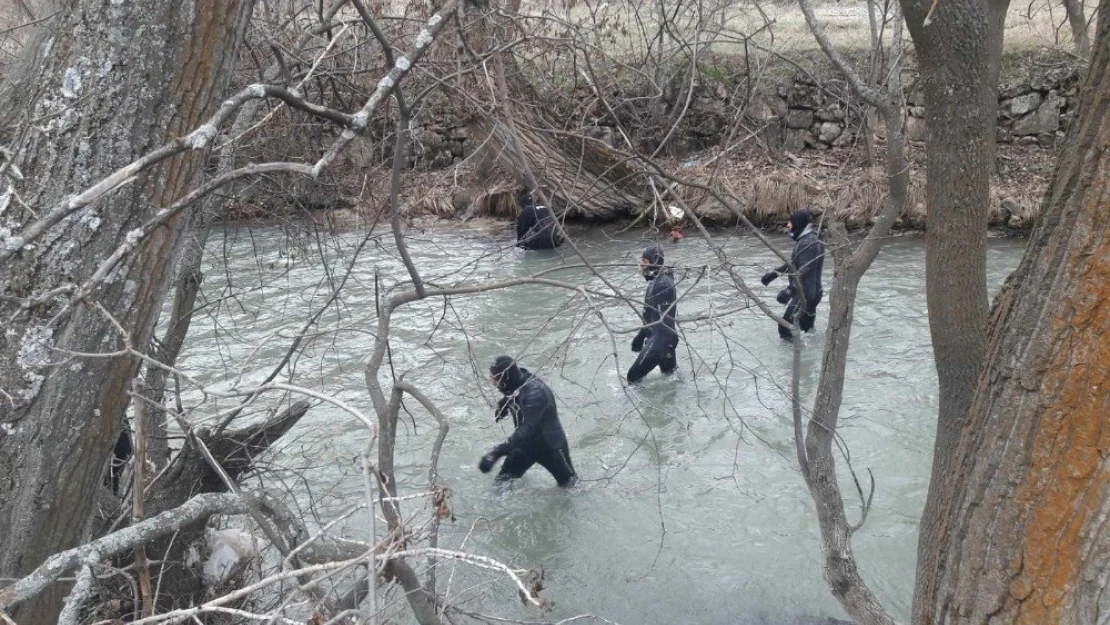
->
[
  {"left": 744, "top": 65, "right": 1080, "bottom": 152},
  {"left": 392, "top": 65, "right": 1081, "bottom": 168},
  {"left": 411, "top": 122, "right": 471, "bottom": 169},
  {"left": 995, "top": 66, "right": 1081, "bottom": 146}
]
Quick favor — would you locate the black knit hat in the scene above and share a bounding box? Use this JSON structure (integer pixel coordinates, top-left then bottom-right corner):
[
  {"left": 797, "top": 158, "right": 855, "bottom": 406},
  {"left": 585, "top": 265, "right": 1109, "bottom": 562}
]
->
[
  {"left": 516, "top": 189, "right": 535, "bottom": 210},
  {"left": 490, "top": 355, "right": 524, "bottom": 394},
  {"left": 642, "top": 245, "right": 665, "bottom": 266},
  {"left": 788, "top": 209, "right": 813, "bottom": 240},
  {"left": 641, "top": 245, "right": 665, "bottom": 280}
]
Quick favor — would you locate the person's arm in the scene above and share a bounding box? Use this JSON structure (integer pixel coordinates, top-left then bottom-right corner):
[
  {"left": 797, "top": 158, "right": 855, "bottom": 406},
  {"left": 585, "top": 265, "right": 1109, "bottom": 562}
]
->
[
  {"left": 632, "top": 285, "right": 657, "bottom": 351},
  {"left": 504, "top": 386, "right": 545, "bottom": 450},
  {"left": 762, "top": 262, "right": 789, "bottom": 285},
  {"left": 517, "top": 207, "right": 537, "bottom": 242},
  {"left": 777, "top": 240, "right": 806, "bottom": 303},
  {"left": 479, "top": 402, "right": 517, "bottom": 472},
  {"left": 494, "top": 396, "right": 512, "bottom": 422}
]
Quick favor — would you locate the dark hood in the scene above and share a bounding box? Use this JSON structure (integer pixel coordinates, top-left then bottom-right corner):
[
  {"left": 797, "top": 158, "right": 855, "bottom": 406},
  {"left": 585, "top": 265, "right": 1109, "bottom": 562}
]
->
[
  {"left": 789, "top": 209, "right": 813, "bottom": 240},
  {"left": 517, "top": 189, "right": 536, "bottom": 212},
  {"left": 491, "top": 356, "right": 531, "bottom": 394},
  {"left": 641, "top": 245, "right": 665, "bottom": 281}
]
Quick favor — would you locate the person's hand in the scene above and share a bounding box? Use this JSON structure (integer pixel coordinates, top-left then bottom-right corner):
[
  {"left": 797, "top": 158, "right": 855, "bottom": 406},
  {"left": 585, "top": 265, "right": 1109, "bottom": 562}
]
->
[
  {"left": 631, "top": 331, "right": 645, "bottom": 352},
  {"left": 777, "top": 289, "right": 792, "bottom": 305},
  {"left": 761, "top": 271, "right": 778, "bottom": 286},
  {"left": 494, "top": 397, "right": 511, "bottom": 422},
  {"left": 479, "top": 453, "right": 500, "bottom": 473}
]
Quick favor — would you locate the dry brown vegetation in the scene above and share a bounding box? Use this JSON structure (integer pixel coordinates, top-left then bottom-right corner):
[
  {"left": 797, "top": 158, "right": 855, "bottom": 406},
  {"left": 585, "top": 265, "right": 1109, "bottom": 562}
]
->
[
  {"left": 394, "top": 140, "right": 1051, "bottom": 231},
  {"left": 2, "top": 0, "right": 1064, "bottom": 232},
  {"left": 189, "top": 0, "right": 1069, "bottom": 232}
]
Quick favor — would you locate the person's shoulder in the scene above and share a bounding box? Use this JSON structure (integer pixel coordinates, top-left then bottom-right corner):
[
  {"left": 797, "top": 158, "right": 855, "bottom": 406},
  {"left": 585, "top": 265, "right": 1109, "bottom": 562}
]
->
[
  {"left": 521, "top": 376, "right": 554, "bottom": 404},
  {"left": 800, "top": 231, "right": 823, "bottom": 246},
  {"left": 522, "top": 373, "right": 547, "bottom": 391}
]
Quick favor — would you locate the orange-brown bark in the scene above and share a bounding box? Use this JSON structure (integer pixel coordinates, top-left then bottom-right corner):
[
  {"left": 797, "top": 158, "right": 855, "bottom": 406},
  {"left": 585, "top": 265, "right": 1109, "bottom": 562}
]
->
[
  {"left": 913, "top": 2, "right": 1110, "bottom": 621},
  {"left": 1008, "top": 145, "right": 1110, "bottom": 624}
]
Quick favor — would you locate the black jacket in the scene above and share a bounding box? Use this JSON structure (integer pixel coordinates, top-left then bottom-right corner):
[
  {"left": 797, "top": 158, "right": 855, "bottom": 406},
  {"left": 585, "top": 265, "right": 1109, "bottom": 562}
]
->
[
  {"left": 516, "top": 195, "right": 563, "bottom": 250},
  {"left": 493, "top": 368, "right": 568, "bottom": 455},
  {"left": 775, "top": 228, "right": 825, "bottom": 305},
  {"left": 634, "top": 269, "right": 678, "bottom": 348}
]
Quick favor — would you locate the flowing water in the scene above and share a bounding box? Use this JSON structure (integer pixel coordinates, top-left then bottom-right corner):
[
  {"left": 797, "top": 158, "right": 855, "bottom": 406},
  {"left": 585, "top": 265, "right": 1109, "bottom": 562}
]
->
[{"left": 175, "top": 222, "right": 1025, "bottom": 624}]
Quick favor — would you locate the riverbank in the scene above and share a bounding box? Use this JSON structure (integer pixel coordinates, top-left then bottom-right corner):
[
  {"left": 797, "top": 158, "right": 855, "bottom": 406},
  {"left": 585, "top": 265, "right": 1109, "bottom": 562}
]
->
[
  {"left": 220, "top": 10, "right": 1073, "bottom": 233},
  {"left": 253, "top": 138, "right": 1051, "bottom": 234}
]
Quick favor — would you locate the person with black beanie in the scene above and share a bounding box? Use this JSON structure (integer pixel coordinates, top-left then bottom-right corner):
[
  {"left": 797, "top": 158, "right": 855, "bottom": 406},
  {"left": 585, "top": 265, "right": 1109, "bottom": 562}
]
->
[
  {"left": 627, "top": 245, "right": 679, "bottom": 382},
  {"left": 760, "top": 209, "right": 826, "bottom": 339},
  {"left": 478, "top": 356, "right": 578, "bottom": 487}
]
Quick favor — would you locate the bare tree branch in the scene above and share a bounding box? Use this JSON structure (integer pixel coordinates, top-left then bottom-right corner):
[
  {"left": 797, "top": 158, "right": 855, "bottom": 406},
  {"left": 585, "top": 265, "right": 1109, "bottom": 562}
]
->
[{"left": 0, "top": 493, "right": 249, "bottom": 611}]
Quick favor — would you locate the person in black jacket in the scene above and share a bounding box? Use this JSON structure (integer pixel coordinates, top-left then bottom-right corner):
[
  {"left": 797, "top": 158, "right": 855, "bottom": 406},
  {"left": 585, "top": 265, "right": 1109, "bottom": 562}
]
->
[
  {"left": 515, "top": 190, "right": 563, "bottom": 250},
  {"left": 479, "top": 356, "right": 578, "bottom": 487},
  {"left": 627, "top": 245, "right": 679, "bottom": 382},
  {"left": 108, "top": 427, "right": 133, "bottom": 495},
  {"left": 761, "top": 209, "right": 826, "bottom": 340}
]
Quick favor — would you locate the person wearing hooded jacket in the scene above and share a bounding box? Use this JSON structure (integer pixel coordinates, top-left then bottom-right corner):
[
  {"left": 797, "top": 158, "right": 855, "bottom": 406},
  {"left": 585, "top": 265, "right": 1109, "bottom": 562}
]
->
[
  {"left": 479, "top": 356, "right": 578, "bottom": 487},
  {"left": 761, "top": 209, "right": 826, "bottom": 339},
  {"left": 627, "top": 245, "right": 679, "bottom": 382},
  {"left": 515, "top": 189, "right": 563, "bottom": 250}
]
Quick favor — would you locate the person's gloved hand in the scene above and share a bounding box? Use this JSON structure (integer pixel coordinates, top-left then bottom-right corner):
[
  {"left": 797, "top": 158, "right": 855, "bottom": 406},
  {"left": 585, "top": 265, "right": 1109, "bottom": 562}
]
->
[
  {"left": 479, "top": 452, "right": 500, "bottom": 473},
  {"left": 494, "top": 396, "right": 511, "bottom": 422},
  {"left": 761, "top": 271, "right": 778, "bottom": 286},
  {"left": 631, "top": 330, "right": 646, "bottom": 352},
  {"left": 776, "top": 288, "right": 792, "bottom": 305}
]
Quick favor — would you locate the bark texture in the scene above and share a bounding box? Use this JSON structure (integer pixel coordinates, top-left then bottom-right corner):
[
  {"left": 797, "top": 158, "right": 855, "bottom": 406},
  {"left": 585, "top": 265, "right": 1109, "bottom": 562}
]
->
[
  {"left": 1064, "top": 0, "right": 1092, "bottom": 57},
  {"left": 0, "top": 1, "right": 254, "bottom": 622},
  {"left": 914, "top": 0, "right": 1110, "bottom": 622},
  {"left": 901, "top": 0, "right": 1010, "bottom": 472},
  {"left": 898, "top": 0, "right": 1011, "bottom": 616},
  {"left": 141, "top": 401, "right": 311, "bottom": 611}
]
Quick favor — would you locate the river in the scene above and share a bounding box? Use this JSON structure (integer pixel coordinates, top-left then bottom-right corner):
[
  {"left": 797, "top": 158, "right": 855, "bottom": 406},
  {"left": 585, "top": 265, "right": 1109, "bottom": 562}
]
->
[{"left": 175, "top": 222, "right": 1025, "bottom": 624}]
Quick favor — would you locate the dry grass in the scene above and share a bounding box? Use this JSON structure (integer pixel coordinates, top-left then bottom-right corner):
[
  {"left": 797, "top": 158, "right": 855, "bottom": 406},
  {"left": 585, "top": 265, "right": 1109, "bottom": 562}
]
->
[
  {"left": 717, "top": 0, "right": 1086, "bottom": 55},
  {"left": 650, "top": 141, "right": 1050, "bottom": 230},
  {"left": 521, "top": 0, "right": 1091, "bottom": 63},
  {"left": 746, "top": 170, "right": 823, "bottom": 225},
  {"left": 405, "top": 167, "right": 521, "bottom": 220},
  {"left": 372, "top": 140, "right": 1050, "bottom": 232}
]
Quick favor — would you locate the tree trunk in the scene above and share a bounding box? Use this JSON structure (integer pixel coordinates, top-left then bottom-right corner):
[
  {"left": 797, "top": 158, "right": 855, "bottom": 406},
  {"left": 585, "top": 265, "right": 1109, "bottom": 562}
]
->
[
  {"left": 1064, "top": 0, "right": 1092, "bottom": 57},
  {"left": 141, "top": 240, "right": 204, "bottom": 467},
  {"left": 0, "top": 1, "right": 254, "bottom": 622},
  {"left": 913, "top": 1, "right": 1110, "bottom": 623},
  {"left": 897, "top": 0, "right": 1010, "bottom": 617},
  {"left": 141, "top": 3, "right": 344, "bottom": 467},
  {"left": 141, "top": 401, "right": 311, "bottom": 612}
]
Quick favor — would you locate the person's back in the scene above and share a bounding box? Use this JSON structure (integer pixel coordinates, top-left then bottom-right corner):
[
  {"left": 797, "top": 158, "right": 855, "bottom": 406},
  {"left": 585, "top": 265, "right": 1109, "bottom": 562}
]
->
[
  {"left": 791, "top": 226, "right": 825, "bottom": 306},
  {"left": 643, "top": 268, "right": 678, "bottom": 344},
  {"left": 501, "top": 367, "right": 568, "bottom": 452},
  {"left": 515, "top": 190, "right": 563, "bottom": 250}
]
